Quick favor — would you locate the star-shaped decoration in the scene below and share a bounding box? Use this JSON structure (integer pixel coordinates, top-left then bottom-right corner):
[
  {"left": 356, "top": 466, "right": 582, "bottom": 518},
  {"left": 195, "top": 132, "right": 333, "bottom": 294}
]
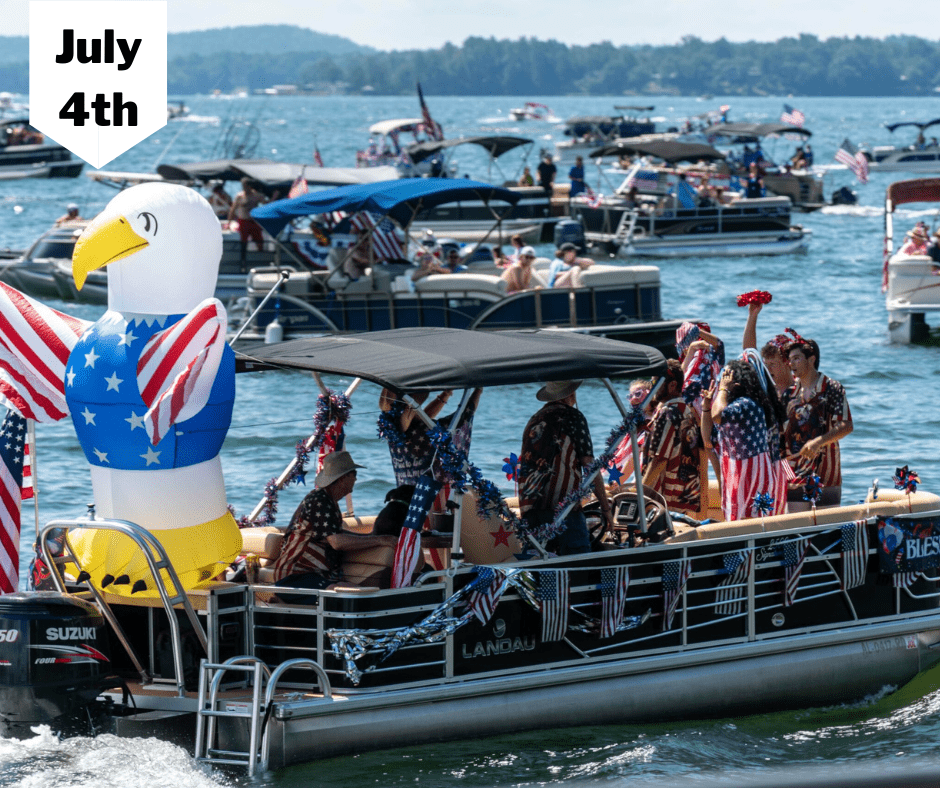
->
[
  {"left": 84, "top": 348, "right": 99, "bottom": 369},
  {"left": 140, "top": 447, "right": 161, "bottom": 466},
  {"left": 65, "top": 369, "right": 76, "bottom": 387},
  {"left": 490, "top": 524, "right": 513, "bottom": 547},
  {"left": 125, "top": 411, "right": 145, "bottom": 431},
  {"left": 104, "top": 371, "right": 123, "bottom": 392},
  {"left": 606, "top": 463, "right": 623, "bottom": 485},
  {"left": 93, "top": 448, "right": 109, "bottom": 463},
  {"left": 117, "top": 329, "right": 138, "bottom": 347},
  {"left": 81, "top": 407, "right": 96, "bottom": 426}
]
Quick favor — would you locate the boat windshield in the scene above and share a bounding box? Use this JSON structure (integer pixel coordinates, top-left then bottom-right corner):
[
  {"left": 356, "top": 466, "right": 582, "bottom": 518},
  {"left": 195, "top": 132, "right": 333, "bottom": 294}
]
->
[{"left": 28, "top": 238, "right": 77, "bottom": 259}]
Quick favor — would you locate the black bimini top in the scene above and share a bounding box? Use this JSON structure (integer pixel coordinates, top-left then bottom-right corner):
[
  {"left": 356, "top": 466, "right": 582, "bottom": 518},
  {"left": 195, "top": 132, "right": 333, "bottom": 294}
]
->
[
  {"left": 406, "top": 136, "right": 533, "bottom": 164},
  {"left": 885, "top": 118, "right": 940, "bottom": 134},
  {"left": 703, "top": 122, "right": 812, "bottom": 140},
  {"left": 235, "top": 328, "right": 665, "bottom": 394},
  {"left": 588, "top": 139, "right": 725, "bottom": 163}
]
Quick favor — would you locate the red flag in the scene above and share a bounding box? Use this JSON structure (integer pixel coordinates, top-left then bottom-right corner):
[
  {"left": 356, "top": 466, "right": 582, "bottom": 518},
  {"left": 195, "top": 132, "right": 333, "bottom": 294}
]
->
[{"left": 314, "top": 145, "right": 324, "bottom": 167}]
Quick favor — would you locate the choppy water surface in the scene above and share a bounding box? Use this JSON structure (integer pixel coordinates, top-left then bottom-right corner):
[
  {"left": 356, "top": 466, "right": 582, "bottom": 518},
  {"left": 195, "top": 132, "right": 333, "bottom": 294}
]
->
[{"left": 1, "top": 94, "right": 940, "bottom": 786}]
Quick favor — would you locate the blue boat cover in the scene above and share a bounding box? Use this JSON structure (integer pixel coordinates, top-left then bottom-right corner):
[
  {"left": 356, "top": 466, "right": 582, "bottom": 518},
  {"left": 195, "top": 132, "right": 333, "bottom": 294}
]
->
[{"left": 251, "top": 178, "right": 521, "bottom": 236}]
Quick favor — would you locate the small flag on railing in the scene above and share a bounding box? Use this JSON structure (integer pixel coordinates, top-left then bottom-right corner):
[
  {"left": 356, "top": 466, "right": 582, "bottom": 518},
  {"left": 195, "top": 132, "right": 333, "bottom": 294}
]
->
[
  {"left": 288, "top": 176, "right": 308, "bottom": 199},
  {"left": 781, "top": 104, "right": 805, "bottom": 127},
  {"left": 714, "top": 549, "right": 753, "bottom": 616},
  {"left": 662, "top": 559, "right": 691, "bottom": 630},
  {"left": 893, "top": 571, "right": 919, "bottom": 589},
  {"left": 0, "top": 410, "right": 29, "bottom": 594},
  {"left": 466, "top": 566, "right": 505, "bottom": 625},
  {"left": 600, "top": 566, "right": 630, "bottom": 639},
  {"left": 840, "top": 521, "right": 870, "bottom": 590},
  {"left": 783, "top": 537, "right": 809, "bottom": 606},
  {"left": 391, "top": 474, "right": 442, "bottom": 589},
  {"left": 537, "top": 570, "right": 570, "bottom": 642}
]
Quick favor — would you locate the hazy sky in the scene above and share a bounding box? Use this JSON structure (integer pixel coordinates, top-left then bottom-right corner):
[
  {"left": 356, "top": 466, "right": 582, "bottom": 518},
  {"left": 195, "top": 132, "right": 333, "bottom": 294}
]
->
[{"left": 5, "top": 0, "right": 938, "bottom": 51}]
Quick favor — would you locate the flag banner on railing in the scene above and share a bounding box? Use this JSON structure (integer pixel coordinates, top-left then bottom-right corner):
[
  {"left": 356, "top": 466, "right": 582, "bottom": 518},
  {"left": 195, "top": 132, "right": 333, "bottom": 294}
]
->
[
  {"left": 662, "top": 559, "right": 691, "bottom": 630},
  {"left": 783, "top": 537, "right": 808, "bottom": 607},
  {"left": 878, "top": 515, "right": 940, "bottom": 576},
  {"left": 466, "top": 566, "right": 506, "bottom": 625},
  {"left": 840, "top": 520, "right": 870, "bottom": 590},
  {"left": 537, "top": 570, "right": 570, "bottom": 642},
  {"left": 391, "top": 475, "right": 442, "bottom": 588},
  {"left": 600, "top": 566, "right": 630, "bottom": 639},
  {"left": 714, "top": 549, "right": 753, "bottom": 616}
]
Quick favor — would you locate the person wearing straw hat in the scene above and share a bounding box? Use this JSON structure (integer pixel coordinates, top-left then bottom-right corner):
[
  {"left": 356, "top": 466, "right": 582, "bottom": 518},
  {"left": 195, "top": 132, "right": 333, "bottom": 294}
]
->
[
  {"left": 900, "top": 223, "right": 930, "bottom": 256},
  {"left": 272, "top": 450, "right": 367, "bottom": 589},
  {"left": 518, "top": 380, "right": 613, "bottom": 554}
]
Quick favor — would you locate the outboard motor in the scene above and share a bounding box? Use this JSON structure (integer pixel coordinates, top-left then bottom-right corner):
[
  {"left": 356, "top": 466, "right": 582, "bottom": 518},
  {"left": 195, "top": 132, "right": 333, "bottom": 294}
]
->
[
  {"left": 831, "top": 186, "right": 858, "bottom": 206},
  {"left": 553, "top": 218, "right": 586, "bottom": 253},
  {"left": 0, "top": 592, "right": 113, "bottom": 737}
]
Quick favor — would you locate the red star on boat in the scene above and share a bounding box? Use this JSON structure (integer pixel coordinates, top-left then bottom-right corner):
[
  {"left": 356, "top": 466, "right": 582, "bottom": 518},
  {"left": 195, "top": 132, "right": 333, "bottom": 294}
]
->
[{"left": 490, "top": 524, "right": 512, "bottom": 547}]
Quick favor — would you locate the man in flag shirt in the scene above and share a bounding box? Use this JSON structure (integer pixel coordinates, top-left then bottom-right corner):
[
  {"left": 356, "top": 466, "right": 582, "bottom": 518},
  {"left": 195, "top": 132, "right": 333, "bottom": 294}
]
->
[
  {"left": 273, "top": 450, "right": 370, "bottom": 589},
  {"left": 518, "top": 381, "right": 613, "bottom": 555},
  {"left": 642, "top": 360, "right": 707, "bottom": 518},
  {"left": 702, "top": 360, "right": 776, "bottom": 521},
  {"left": 781, "top": 338, "right": 853, "bottom": 510}
]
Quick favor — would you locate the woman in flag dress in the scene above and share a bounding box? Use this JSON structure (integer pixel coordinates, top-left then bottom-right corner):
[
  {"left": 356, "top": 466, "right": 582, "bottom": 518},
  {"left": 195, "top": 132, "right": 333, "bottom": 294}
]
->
[{"left": 702, "top": 360, "right": 780, "bottom": 521}]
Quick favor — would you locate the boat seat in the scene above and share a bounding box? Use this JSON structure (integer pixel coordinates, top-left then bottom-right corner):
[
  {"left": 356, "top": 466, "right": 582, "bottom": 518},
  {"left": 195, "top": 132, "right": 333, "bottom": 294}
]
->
[
  {"left": 89, "top": 580, "right": 242, "bottom": 611},
  {"left": 578, "top": 264, "right": 660, "bottom": 288},
  {"left": 247, "top": 269, "right": 313, "bottom": 295},
  {"left": 414, "top": 273, "right": 508, "bottom": 297}
]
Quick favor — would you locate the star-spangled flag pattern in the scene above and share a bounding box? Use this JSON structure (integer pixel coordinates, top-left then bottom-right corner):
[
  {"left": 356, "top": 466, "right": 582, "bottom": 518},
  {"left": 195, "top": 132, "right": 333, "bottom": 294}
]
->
[
  {"left": 0, "top": 409, "right": 29, "bottom": 593},
  {"left": 840, "top": 520, "right": 870, "bottom": 591},
  {"left": 417, "top": 82, "right": 444, "bottom": 141},
  {"left": 662, "top": 559, "right": 691, "bottom": 631},
  {"left": 835, "top": 138, "right": 869, "bottom": 184},
  {"left": 717, "top": 398, "right": 774, "bottom": 521},
  {"left": 600, "top": 566, "right": 630, "bottom": 639},
  {"left": 349, "top": 212, "right": 405, "bottom": 262},
  {"left": 894, "top": 571, "right": 919, "bottom": 589},
  {"left": 21, "top": 427, "right": 33, "bottom": 501},
  {"left": 781, "top": 104, "right": 805, "bottom": 127},
  {"left": 0, "top": 281, "right": 89, "bottom": 423},
  {"left": 288, "top": 176, "right": 309, "bottom": 199},
  {"left": 783, "top": 537, "right": 809, "bottom": 606},
  {"left": 313, "top": 144, "right": 324, "bottom": 167},
  {"left": 137, "top": 299, "right": 227, "bottom": 445},
  {"left": 537, "top": 570, "right": 570, "bottom": 642},
  {"left": 391, "top": 474, "right": 442, "bottom": 589},
  {"left": 466, "top": 566, "right": 506, "bottom": 625},
  {"left": 714, "top": 549, "right": 753, "bottom": 616}
]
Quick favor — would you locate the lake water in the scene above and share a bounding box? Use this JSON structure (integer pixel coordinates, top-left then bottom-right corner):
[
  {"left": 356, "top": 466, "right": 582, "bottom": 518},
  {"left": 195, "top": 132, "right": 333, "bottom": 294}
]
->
[{"left": 2, "top": 94, "right": 940, "bottom": 786}]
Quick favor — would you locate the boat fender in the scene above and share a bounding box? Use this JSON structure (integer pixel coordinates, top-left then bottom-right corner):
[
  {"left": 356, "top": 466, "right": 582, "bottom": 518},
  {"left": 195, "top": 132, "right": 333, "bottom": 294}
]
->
[{"left": 265, "top": 318, "right": 283, "bottom": 344}]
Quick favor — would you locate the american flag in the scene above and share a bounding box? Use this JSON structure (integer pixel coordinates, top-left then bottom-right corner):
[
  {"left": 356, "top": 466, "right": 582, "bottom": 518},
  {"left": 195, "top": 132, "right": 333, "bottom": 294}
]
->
[
  {"left": 840, "top": 520, "right": 870, "bottom": 591},
  {"left": 288, "top": 176, "right": 308, "bottom": 199},
  {"left": 781, "top": 104, "right": 805, "bottom": 127},
  {"left": 662, "top": 559, "right": 691, "bottom": 631},
  {"left": 0, "top": 282, "right": 88, "bottom": 423},
  {"left": 21, "top": 424, "right": 33, "bottom": 501},
  {"left": 391, "top": 474, "right": 441, "bottom": 588},
  {"left": 348, "top": 212, "right": 405, "bottom": 262},
  {"left": 137, "top": 300, "right": 227, "bottom": 446},
  {"left": 783, "top": 537, "right": 808, "bottom": 607},
  {"left": 622, "top": 163, "right": 661, "bottom": 191},
  {"left": 416, "top": 82, "right": 443, "bottom": 141},
  {"left": 717, "top": 399, "right": 774, "bottom": 521},
  {"left": 466, "top": 566, "right": 506, "bottom": 625},
  {"left": 537, "top": 570, "right": 569, "bottom": 642},
  {"left": 600, "top": 565, "right": 630, "bottom": 638},
  {"left": 714, "top": 549, "right": 753, "bottom": 616},
  {"left": 0, "top": 409, "right": 29, "bottom": 593},
  {"left": 314, "top": 144, "right": 324, "bottom": 167},
  {"left": 835, "top": 139, "right": 869, "bottom": 184},
  {"left": 894, "top": 571, "right": 919, "bottom": 589}
]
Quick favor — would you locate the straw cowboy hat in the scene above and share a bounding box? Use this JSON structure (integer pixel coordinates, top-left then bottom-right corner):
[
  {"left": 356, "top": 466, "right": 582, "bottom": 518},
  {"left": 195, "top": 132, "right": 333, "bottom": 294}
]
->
[
  {"left": 536, "top": 380, "right": 582, "bottom": 402},
  {"left": 315, "top": 450, "right": 365, "bottom": 488},
  {"left": 908, "top": 225, "right": 929, "bottom": 241}
]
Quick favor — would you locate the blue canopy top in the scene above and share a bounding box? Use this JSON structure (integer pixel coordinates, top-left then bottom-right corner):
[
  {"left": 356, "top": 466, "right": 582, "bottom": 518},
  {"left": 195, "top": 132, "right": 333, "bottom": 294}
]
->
[{"left": 251, "top": 178, "right": 521, "bottom": 237}]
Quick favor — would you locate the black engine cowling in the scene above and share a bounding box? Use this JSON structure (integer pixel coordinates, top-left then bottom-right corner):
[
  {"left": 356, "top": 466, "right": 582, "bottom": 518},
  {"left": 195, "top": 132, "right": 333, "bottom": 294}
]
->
[{"left": 0, "top": 591, "right": 113, "bottom": 737}]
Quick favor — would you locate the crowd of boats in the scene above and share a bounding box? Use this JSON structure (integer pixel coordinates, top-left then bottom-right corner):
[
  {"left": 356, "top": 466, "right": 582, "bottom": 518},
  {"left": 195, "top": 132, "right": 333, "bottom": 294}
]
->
[{"left": 2, "top": 92, "right": 940, "bottom": 777}]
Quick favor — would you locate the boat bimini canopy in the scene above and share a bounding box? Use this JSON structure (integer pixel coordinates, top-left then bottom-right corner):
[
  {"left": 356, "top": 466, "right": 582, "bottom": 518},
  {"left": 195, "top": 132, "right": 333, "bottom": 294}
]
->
[
  {"left": 703, "top": 122, "right": 812, "bottom": 141},
  {"left": 235, "top": 327, "right": 666, "bottom": 394},
  {"left": 251, "top": 177, "right": 521, "bottom": 237},
  {"left": 368, "top": 118, "right": 425, "bottom": 136},
  {"left": 588, "top": 139, "right": 725, "bottom": 163},
  {"left": 885, "top": 118, "right": 940, "bottom": 134},
  {"left": 405, "top": 136, "right": 533, "bottom": 164},
  {"left": 885, "top": 178, "right": 940, "bottom": 211}
]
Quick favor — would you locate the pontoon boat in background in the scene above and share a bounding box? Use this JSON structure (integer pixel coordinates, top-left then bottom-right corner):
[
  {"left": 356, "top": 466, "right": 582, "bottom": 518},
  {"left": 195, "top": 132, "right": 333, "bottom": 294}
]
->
[
  {"left": 861, "top": 119, "right": 940, "bottom": 173},
  {"left": 0, "top": 118, "right": 83, "bottom": 180}
]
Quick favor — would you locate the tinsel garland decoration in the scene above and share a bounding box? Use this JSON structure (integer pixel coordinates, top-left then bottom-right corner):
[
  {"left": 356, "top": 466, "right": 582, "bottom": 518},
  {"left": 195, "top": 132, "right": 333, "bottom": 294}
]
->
[
  {"left": 894, "top": 465, "right": 920, "bottom": 495},
  {"left": 376, "top": 400, "right": 408, "bottom": 449},
  {"left": 234, "top": 389, "right": 351, "bottom": 527},
  {"left": 736, "top": 290, "right": 772, "bottom": 307},
  {"left": 753, "top": 492, "right": 775, "bottom": 516},
  {"left": 802, "top": 474, "right": 822, "bottom": 505}
]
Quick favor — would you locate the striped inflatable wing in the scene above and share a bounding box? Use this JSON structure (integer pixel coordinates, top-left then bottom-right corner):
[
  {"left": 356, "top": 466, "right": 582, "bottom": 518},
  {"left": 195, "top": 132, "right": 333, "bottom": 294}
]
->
[
  {"left": 137, "top": 299, "right": 227, "bottom": 445},
  {"left": 0, "top": 282, "right": 89, "bottom": 422}
]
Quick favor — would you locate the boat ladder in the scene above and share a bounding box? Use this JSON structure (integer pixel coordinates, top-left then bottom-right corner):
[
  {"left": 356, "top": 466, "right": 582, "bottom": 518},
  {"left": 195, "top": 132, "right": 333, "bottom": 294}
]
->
[
  {"left": 613, "top": 210, "right": 638, "bottom": 250},
  {"left": 194, "top": 656, "right": 333, "bottom": 776}
]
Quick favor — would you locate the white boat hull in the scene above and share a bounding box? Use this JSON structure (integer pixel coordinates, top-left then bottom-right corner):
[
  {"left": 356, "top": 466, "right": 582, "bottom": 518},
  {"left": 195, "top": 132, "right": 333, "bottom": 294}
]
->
[
  {"left": 884, "top": 253, "right": 940, "bottom": 343},
  {"left": 616, "top": 230, "right": 811, "bottom": 259}
]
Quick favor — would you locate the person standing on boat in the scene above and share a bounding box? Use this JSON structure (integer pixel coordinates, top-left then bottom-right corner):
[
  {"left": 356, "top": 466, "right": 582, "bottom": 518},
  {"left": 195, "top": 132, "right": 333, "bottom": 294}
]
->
[
  {"left": 701, "top": 360, "right": 778, "bottom": 521},
  {"left": 272, "top": 450, "right": 366, "bottom": 589},
  {"left": 781, "top": 339, "right": 853, "bottom": 510},
  {"left": 228, "top": 178, "right": 267, "bottom": 262},
  {"left": 569, "top": 156, "right": 587, "bottom": 198},
  {"left": 537, "top": 152, "right": 557, "bottom": 195},
  {"left": 207, "top": 183, "right": 232, "bottom": 220},
  {"left": 744, "top": 163, "right": 764, "bottom": 199},
  {"left": 518, "top": 380, "right": 614, "bottom": 554},
  {"left": 642, "top": 360, "right": 708, "bottom": 518},
  {"left": 742, "top": 301, "right": 798, "bottom": 396}
]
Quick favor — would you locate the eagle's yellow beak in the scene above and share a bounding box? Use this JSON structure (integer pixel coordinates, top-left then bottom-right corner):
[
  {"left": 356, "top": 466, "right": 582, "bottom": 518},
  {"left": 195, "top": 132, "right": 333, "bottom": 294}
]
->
[{"left": 72, "top": 215, "right": 148, "bottom": 291}]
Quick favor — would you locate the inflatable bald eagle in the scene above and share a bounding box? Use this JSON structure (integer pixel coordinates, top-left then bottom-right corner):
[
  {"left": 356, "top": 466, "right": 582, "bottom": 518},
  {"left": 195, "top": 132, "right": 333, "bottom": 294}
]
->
[{"left": 0, "top": 183, "right": 242, "bottom": 596}]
